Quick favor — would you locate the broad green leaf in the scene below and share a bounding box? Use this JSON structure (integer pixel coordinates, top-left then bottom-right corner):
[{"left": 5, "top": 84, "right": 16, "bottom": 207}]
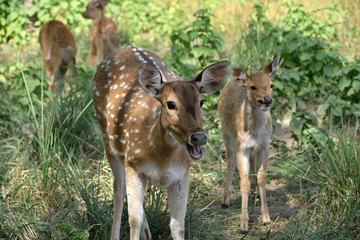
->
[
  {"left": 318, "top": 102, "right": 329, "bottom": 113},
  {"left": 300, "top": 52, "right": 312, "bottom": 61},
  {"left": 273, "top": 81, "right": 284, "bottom": 90},
  {"left": 286, "top": 42, "right": 298, "bottom": 52},
  {"left": 191, "top": 46, "right": 211, "bottom": 59},
  {"left": 338, "top": 78, "right": 350, "bottom": 91},
  {"left": 323, "top": 66, "right": 333, "bottom": 77},
  {"left": 352, "top": 81, "right": 360, "bottom": 92}
]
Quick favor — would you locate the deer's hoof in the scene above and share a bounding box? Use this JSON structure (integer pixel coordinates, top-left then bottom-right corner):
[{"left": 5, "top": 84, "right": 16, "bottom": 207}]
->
[
  {"left": 264, "top": 222, "right": 271, "bottom": 226},
  {"left": 221, "top": 204, "right": 229, "bottom": 209},
  {"left": 241, "top": 230, "right": 248, "bottom": 235}
]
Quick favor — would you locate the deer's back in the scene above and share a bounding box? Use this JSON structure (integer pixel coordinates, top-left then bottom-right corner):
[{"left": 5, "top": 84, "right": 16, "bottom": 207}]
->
[
  {"left": 93, "top": 46, "right": 184, "bottom": 167},
  {"left": 90, "top": 17, "right": 119, "bottom": 55}
]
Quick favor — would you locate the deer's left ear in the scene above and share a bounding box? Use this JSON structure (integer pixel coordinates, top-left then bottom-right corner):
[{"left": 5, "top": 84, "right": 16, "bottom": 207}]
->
[
  {"left": 264, "top": 56, "right": 280, "bottom": 78},
  {"left": 193, "top": 60, "right": 230, "bottom": 94}
]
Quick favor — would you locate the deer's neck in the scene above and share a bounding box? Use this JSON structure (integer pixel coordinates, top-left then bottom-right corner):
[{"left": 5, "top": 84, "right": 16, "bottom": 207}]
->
[{"left": 243, "top": 98, "right": 268, "bottom": 130}]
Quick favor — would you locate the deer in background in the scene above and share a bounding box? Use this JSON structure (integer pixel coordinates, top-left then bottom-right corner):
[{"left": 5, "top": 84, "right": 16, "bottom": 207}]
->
[
  {"left": 218, "top": 57, "right": 280, "bottom": 234},
  {"left": 39, "top": 20, "right": 77, "bottom": 93},
  {"left": 93, "top": 45, "right": 229, "bottom": 240},
  {"left": 82, "top": 0, "right": 120, "bottom": 68}
]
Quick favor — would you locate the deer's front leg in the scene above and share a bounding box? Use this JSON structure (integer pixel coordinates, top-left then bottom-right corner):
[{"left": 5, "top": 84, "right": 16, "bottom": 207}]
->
[
  {"left": 167, "top": 170, "right": 190, "bottom": 240},
  {"left": 125, "top": 166, "right": 147, "bottom": 240},
  {"left": 256, "top": 149, "right": 271, "bottom": 226},
  {"left": 237, "top": 149, "right": 251, "bottom": 234}
]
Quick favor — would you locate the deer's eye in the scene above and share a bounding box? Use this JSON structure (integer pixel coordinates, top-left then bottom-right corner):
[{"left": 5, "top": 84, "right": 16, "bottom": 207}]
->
[
  {"left": 200, "top": 99, "right": 205, "bottom": 107},
  {"left": 166, "top": 101, "right": 176, "bottom": 110},
  {"left": 270, "top": 84, "right": 274, "bottom": 89},
  {"left": 250, "top": 86, "right": 256, "bottom": 90}
]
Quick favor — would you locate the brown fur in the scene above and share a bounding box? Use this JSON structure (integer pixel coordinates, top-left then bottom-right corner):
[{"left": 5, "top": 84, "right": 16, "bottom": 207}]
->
[
  {"left": 82, "top": 0, "right": 120, "bottom": 68},
  {"left": 93, "top": 46, "right": 229, "bottom": 240},
  {"left": 218, "top": 57, "right": 280, "bottom": 234},
  {"left": 39, "top": 20, "right": 77, "bottom": 93}
]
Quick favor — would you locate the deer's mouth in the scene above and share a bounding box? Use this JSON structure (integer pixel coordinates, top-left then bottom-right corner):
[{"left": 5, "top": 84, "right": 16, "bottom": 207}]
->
[
  {"left": 186, "top": 144, "right": 203, "bottom": 160},
  {"left": 258, "top": 100, "right": 271, "bottom": 111}
]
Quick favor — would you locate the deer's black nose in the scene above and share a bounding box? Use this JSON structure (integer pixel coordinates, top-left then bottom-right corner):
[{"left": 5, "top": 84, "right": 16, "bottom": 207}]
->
[
  {"left": 264, "top": 97, "right": 272, "bottom": 105},
  {"left": 191, "top": 133, "right": 208, "bottom": 146}
]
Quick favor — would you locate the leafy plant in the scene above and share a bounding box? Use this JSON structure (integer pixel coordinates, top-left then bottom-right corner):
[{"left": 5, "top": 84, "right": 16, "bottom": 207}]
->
[
  {"left": 318, "top": 59, "right": 360, "bottom": 125},
  {"left": 113, "top": 0, "right": 185, "bottom": 47},
  {"left": 169, "top": 9, "right": 224, "bottom": 78}
]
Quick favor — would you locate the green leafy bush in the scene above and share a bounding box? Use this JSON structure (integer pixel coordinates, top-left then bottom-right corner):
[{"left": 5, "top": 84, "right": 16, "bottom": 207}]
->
[
  {"left": 169, "top": 9, "right": 224, "bottom": 78},
  {"left": 319, "top": 59, "right": 360, "bottom": 125},
  {"left": 114, "top": 0, "right": 185, "bottom": 46}
]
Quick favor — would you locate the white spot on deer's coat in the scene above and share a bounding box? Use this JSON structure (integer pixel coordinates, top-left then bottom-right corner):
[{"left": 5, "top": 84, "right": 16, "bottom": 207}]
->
[
  {"left": 120, "top": 65, "right": 125, "bottom": 71},
  {"left": 95, "top": 90, "right": 100, "bottom": 96},
  {"left": 115, "top": 94, "right": 120, "bottom": 98},
  {"left": 135, "top": 149, "right": 141, "bottom": 154}
]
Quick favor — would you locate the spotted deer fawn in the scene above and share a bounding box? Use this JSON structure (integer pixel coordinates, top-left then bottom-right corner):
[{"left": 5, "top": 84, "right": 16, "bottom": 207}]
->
[
  {"left": 218, "top": 57, "right": 280, "bottom": 234},
  {"left": 39, "top": 20, "right": 77, "bottom": 93},
  {"left": 82, "top": 0, "right": 120, "bottom": 68},
  {"left": 93, "top": 45, "right": 229, "bottom": 240}
]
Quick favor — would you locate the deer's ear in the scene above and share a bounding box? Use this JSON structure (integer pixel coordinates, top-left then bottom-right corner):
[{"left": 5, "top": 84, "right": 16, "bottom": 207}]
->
[
  {"left": 193, "top": 60, "right": 230, "bottom": 94},
  {"left": 93, "top": 0, "right": 106, "bottom": 8},
  {"left": 232, "top": 67, "right": 248, "bottom": 85},
  {"left": 138, "top": 63, "right": 164, "bottom": 98},
  {"left": 264, "top": 56, "right": 280, "bottom": 78}
]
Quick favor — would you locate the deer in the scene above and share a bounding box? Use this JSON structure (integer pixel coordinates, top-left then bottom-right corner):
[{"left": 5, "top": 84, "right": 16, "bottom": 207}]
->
[
  {"left": 39, "top": 20, "right": 77, "bottom": 93},
  {"left": 218, "top": 56, "right": 280, "bottom": 234},
  {"left": 93, "top": 45, "right": 229, "bottom": 240},
  {"left": 82, "top": 0, "right": 120, "bottom": 68}
]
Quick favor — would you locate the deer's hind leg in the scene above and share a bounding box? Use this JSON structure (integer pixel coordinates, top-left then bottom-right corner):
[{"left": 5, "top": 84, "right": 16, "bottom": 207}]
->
[
  {"left": 108, "top": 152, "right": 126, "bottom": 240},
  {"left": 221, "top": 130, "right": 237, "bottom": 209}
]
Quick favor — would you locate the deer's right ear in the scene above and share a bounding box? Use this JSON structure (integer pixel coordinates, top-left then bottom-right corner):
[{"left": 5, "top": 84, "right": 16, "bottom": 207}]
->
[
  {"left": 232, "top": 67, "right": 248, "bottom": 85},
  {"left": 138, "top": 63, "right": 164, "bottom": 98}
]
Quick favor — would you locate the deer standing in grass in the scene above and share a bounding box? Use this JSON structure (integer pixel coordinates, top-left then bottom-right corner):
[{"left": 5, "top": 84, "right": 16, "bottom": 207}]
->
[
  {"left": 93, "top": 45, "right": 229, "bottom": 240},
  {"left": 82, "top": 0, "right": 120, "bottom": 68},
  {"left": 39, "top": 20, "right": 77, "bottom": 93},
  {"left": 218, "top": 57, "right": 280, "bottom": 234}
]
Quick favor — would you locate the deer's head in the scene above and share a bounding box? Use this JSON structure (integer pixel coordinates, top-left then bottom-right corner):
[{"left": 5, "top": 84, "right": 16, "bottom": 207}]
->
[
  {"left": 138, "top": 61, "right": 229, "bottom": 159},
  {"left": 82, "top": 0, "right": 108, "bottom": 19},
  {"left": 232, "top": 57, "right": 280, "bottom": 112}
]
